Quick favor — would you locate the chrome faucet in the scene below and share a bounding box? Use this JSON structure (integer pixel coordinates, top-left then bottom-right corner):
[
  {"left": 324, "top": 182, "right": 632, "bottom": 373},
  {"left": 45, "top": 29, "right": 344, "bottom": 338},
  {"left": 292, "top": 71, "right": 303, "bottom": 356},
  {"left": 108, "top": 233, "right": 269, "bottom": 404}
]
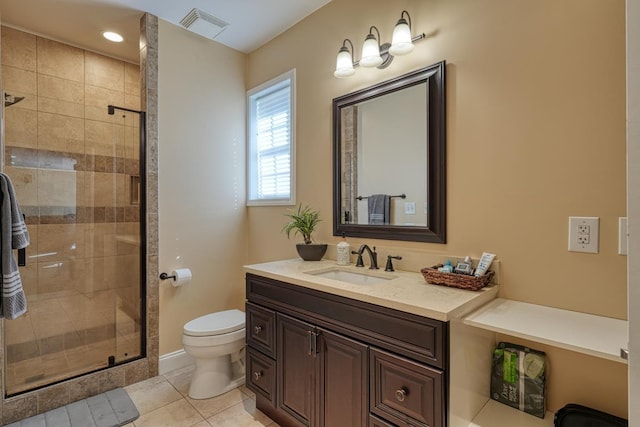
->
[{"left": 351, "top": 244, "right": 379, "bottom": 269}]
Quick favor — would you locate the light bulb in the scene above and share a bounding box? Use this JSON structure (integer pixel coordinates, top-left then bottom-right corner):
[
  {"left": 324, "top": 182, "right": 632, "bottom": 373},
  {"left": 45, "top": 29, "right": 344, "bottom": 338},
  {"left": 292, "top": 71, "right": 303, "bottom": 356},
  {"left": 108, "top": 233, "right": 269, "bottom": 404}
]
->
[
  {"left": 360, "top": 34, "right": 382, "bottom": 68},
  {"left": 389, "top": 19, "right": 414, "bottom": 56},
  {"left": 334, "top": 48, "right": 355, "bottom": 78}
]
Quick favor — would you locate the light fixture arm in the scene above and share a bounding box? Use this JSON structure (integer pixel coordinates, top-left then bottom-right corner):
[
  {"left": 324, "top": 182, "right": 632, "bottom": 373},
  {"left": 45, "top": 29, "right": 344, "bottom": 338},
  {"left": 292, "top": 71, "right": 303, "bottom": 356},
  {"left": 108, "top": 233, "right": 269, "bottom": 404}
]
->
[
  {"left": 401, "top": 10, "right": 412, "bottom": 29},
  {"left": 341, "top": 38, "right": 355, "bottom": 63},
  {"left": 368, "top": 26, "right": 381, "bottom": 45}
]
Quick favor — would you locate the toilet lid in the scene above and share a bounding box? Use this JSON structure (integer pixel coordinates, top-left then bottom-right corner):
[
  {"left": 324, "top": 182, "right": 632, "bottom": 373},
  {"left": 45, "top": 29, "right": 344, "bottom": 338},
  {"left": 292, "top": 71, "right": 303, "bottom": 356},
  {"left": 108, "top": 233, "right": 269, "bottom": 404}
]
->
[{"left": 184, "top": 309, "right": 245, "bottom": 337}]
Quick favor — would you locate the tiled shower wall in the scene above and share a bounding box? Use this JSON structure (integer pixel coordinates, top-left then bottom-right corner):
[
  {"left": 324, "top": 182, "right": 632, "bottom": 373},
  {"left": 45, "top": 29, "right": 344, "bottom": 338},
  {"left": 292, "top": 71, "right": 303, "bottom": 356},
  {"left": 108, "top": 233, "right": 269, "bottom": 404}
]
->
[{"left": 0, "top": 14, "right": 159, "bottom": 423}]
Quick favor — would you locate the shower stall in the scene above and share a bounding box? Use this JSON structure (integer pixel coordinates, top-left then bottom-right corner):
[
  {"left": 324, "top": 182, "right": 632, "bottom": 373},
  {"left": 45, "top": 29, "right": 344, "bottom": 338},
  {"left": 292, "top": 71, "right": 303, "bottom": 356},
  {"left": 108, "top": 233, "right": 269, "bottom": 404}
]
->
[
  {"left": 2, "top": 49, "right": 146, "bottom": 395},
  {"left": 3, "top": 99, "right": 145, "bottom": 396}
]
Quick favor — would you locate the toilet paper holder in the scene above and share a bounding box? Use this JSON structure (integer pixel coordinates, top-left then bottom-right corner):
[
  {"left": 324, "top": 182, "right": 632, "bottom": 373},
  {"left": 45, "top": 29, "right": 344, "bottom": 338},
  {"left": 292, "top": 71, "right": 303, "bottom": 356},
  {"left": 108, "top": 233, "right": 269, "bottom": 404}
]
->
[
  {"left": 160, "top": 268, "right": 192, "bottom": 287},
  {"left": 159, "top": 272, "right": 176, "bottom": 281}
]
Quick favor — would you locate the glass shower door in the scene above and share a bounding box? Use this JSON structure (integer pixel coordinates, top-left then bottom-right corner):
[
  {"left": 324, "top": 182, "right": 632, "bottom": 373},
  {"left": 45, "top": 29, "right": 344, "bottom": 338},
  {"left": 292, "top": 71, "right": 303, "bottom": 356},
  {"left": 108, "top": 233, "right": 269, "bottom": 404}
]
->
[
  {"left": 3, "top": 102, "right": 144, "bottom": 396},
  {"left": 109, "top": 106, "right": 144, "bottom": 367}
]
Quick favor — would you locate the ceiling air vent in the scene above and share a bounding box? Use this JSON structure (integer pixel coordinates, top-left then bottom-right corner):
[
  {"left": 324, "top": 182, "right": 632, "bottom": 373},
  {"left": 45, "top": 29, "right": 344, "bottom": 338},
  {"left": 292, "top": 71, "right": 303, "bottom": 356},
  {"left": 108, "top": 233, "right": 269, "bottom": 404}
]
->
[{"left": 179, "top": 8, "right": 229, "bottom": 40}]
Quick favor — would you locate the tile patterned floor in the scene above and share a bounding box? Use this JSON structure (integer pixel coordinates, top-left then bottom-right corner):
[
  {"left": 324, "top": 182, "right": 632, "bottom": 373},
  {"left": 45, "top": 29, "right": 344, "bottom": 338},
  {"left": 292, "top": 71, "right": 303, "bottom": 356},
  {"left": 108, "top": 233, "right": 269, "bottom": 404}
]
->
[{"left": 123, "top": 365, "right": 279, "bottom": 427}]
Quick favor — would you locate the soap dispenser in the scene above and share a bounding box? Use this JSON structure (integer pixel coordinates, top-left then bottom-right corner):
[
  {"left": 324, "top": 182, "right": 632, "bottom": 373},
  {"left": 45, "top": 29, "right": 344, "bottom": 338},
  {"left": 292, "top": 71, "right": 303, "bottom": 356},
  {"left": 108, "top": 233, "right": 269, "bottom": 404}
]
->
[{"left": 336, "top": 234, "right": 350, "bottom": 265}]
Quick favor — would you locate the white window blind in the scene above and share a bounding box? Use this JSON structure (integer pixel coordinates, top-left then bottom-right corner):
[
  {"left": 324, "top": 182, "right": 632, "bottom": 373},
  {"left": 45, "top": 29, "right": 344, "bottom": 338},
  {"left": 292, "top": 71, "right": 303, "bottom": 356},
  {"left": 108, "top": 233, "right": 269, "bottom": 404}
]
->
[{"left": 247, "top": 70, "right": 295, "bottom": 205}]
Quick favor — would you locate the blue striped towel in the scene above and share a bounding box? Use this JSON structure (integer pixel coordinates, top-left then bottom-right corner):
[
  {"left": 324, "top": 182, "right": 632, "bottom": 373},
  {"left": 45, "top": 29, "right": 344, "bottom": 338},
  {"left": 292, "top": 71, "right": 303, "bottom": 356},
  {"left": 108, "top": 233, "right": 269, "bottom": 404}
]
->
[{"left": 0, "top": 173, "right": 29, "bottom": 320}]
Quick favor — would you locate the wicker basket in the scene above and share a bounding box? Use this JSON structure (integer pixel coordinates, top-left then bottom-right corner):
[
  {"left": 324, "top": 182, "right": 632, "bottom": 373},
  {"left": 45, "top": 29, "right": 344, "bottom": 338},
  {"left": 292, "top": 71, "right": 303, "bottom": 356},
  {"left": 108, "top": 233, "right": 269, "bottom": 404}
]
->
[{"left": 420, "top": 265, "right": 494, "bottom": 291}]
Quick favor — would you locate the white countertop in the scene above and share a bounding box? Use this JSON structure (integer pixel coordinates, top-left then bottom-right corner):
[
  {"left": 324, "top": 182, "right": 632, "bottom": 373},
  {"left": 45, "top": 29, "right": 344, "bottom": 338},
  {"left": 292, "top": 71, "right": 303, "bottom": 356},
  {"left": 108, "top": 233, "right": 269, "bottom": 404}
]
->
[
  {"left": 464, "top": 298, "right": 628, "bottom": 363},
  {"left": 244, "top": 259, "right": 499, "bottom": 321}
]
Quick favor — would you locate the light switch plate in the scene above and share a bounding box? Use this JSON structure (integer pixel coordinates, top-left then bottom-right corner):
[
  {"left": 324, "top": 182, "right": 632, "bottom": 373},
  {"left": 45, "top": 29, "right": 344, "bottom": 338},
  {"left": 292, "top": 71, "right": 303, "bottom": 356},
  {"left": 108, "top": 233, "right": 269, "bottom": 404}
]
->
[
  {"left": 404, "top": 202, "right": 416, "bottom": 215},
  {"left": 568, "top": 216, "right": 599, "bottom": 254}
]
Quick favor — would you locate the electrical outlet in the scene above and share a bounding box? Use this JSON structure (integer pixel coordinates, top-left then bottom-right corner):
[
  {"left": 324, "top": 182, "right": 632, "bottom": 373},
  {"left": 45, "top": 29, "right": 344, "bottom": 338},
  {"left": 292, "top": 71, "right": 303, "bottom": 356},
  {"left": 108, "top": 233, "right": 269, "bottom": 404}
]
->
[{"left": 568, "top": 216, "right": 599, "bottom": 253}]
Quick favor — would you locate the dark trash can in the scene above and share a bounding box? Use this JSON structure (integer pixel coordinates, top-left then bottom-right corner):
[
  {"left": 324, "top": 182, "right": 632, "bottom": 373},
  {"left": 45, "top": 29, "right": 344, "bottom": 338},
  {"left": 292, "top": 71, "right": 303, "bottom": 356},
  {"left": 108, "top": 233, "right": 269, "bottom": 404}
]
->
[{"left": 554, "top": 404, "right": 627, "bottom": 427}]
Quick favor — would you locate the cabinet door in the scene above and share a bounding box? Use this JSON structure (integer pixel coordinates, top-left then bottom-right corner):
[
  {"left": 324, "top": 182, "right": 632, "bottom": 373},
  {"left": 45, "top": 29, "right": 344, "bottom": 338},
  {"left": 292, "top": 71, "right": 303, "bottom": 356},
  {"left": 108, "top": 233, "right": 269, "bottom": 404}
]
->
[
  {"left": 278, "top": 313, "right": 316, "bottom": 426},
  {"left": 317, "top": 328, "right": 368, "bottom": 427}
]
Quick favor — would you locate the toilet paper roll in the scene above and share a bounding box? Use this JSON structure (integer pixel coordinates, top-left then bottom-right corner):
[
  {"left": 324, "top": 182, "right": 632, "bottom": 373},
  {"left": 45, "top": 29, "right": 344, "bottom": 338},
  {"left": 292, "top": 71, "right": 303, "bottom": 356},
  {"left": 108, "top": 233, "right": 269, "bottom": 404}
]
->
[{"left": 171, "top": 268, "right": 192, "bottom": 287}]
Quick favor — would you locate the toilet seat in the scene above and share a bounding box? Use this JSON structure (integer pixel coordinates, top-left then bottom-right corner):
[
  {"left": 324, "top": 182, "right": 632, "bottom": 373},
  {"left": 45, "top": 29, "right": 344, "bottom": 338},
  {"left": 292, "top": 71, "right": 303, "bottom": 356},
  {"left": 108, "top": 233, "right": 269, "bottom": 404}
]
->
[{"left": 184, "top": 309, "right": 245, "bottom": 337}]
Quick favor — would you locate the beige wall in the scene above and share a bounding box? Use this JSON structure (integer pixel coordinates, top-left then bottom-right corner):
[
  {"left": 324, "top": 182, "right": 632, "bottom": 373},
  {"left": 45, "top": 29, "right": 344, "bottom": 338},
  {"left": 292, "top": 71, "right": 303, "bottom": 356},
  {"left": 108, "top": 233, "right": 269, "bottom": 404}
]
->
[
  {"left": 157, "top": 20, "right": 248, "bottom": 355},
  {"left": 247, "top": 0, "right": 627, "bottom": 416}
]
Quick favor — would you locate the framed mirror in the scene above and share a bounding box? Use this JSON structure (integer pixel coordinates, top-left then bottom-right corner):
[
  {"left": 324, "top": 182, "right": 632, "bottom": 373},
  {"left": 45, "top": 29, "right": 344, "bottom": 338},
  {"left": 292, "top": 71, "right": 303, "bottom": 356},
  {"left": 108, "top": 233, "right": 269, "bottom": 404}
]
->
[{"left": 332, "top": 61, "right": 446, "bottom": 243}]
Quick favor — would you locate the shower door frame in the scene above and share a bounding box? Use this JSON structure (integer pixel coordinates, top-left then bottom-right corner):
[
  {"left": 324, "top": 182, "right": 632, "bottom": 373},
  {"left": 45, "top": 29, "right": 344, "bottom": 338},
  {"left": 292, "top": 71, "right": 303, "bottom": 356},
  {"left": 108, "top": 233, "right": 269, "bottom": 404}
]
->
[{"left": 107, "top": 104, "right": 148, "bottom": 369}]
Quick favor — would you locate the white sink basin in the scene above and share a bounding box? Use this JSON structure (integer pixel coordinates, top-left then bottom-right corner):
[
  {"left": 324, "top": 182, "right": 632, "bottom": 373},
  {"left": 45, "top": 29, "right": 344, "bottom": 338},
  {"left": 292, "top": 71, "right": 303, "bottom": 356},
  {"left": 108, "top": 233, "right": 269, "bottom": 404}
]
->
[{"left": 305, "top": 267, "right": 396, "bottom": 285}]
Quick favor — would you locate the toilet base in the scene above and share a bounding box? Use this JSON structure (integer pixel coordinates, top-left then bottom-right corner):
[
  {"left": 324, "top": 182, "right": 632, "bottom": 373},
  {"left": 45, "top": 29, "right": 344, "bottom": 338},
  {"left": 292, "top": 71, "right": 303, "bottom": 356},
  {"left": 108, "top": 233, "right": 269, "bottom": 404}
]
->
[{"left": 188, "top": 353, "right": 246, "bottom": 400}]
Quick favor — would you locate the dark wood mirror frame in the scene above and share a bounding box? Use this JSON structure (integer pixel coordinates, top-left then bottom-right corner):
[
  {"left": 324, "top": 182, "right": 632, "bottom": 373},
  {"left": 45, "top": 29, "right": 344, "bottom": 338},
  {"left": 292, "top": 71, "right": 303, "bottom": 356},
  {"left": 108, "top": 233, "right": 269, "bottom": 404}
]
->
[{"left": 332, "top": 61, "right": 446, "bottom": 243}]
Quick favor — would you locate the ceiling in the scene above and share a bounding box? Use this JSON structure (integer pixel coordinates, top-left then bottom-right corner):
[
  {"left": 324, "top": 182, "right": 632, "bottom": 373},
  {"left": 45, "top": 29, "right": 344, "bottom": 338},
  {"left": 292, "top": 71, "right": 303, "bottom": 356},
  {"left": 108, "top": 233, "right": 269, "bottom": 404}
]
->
[{"left": 0, "top": 0, "right": 332, "bottom": 63}]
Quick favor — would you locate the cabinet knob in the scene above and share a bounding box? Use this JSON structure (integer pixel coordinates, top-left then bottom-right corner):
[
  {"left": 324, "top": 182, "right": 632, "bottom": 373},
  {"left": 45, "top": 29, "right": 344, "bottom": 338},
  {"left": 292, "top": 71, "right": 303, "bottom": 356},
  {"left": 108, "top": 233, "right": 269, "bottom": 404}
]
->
[
  {"left": 395, "top": 387, "right": 408, "bottom": 402},
  {"left": 253, "top": 325, "right": 263, "bottom": 334},
  {"left": 253, "top": 371, "right": 263, "bottom": 381}
]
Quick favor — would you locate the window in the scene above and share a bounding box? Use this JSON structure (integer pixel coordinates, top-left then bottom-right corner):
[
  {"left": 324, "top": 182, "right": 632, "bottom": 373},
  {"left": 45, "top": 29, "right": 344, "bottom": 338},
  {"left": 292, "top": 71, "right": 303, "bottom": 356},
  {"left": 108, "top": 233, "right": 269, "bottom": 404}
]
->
[{"left": 247, "top": 69, "right": 296, "bottom": 206}]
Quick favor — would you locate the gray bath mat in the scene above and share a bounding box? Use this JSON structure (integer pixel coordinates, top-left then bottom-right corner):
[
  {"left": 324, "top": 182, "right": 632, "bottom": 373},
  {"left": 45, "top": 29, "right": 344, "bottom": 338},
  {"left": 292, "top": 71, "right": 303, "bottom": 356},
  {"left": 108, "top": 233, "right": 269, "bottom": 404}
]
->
[{"left": 6, "top": 388, "right": 139, "bottom": 427}]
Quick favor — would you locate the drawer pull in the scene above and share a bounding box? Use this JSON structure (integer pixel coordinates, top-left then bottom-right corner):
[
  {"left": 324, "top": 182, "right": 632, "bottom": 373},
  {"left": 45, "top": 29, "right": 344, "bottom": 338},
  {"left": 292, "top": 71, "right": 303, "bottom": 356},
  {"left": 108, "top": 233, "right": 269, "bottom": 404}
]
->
[
  {"left": 395, "top": 387, "right": 408, "bottom": 402},
  {"left": 253, "top": 371, "right": 263, "bottom": 381},
  {"left": 253, "top": 325, "right": 263, "bottom": 334}
]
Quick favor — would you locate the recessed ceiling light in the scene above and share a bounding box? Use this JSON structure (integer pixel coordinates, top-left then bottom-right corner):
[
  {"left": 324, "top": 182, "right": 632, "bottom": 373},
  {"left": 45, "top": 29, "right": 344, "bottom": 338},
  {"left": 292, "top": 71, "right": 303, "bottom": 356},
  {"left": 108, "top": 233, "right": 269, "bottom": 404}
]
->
[{"left": 103, "top": 31, "right": 124, "bottom": 42}]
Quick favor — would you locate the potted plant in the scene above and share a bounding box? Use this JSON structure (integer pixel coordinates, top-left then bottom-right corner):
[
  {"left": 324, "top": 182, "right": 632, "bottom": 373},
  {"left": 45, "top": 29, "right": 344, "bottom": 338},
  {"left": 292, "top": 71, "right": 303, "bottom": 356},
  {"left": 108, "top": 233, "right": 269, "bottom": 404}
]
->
[{"left": 282, "top": 204, "right": 328, "bottom": 261}]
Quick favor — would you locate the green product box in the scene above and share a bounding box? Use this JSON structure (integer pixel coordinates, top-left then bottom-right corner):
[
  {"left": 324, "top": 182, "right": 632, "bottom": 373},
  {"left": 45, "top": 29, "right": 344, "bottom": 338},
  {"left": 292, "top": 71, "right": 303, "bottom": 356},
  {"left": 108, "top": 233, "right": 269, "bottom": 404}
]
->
[{"left": 490, "top": 342, "right": 547, "bottom": 418}]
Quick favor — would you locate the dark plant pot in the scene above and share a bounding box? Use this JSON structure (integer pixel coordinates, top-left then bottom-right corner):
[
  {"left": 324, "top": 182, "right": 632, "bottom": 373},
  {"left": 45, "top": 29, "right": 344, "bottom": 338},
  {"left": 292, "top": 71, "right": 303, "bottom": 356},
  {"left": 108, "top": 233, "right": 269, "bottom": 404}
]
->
[{"left": 296, "top": 243, "right": 328, "bottom": 261}]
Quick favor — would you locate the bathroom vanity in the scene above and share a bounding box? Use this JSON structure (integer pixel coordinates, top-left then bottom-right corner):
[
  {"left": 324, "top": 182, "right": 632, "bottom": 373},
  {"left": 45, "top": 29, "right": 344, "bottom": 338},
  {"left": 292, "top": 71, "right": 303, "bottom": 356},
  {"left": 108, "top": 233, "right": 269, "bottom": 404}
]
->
[{"left": 244, "top": 259, "right": 499, "bottom": 427}]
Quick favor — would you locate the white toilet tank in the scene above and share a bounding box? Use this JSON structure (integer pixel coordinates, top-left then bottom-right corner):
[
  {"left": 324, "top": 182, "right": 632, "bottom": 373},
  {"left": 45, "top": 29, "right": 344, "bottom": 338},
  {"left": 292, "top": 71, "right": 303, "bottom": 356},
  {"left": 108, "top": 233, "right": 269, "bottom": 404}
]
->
[{"left": 183, "top": 309, "right": 245, "bottom": 337}]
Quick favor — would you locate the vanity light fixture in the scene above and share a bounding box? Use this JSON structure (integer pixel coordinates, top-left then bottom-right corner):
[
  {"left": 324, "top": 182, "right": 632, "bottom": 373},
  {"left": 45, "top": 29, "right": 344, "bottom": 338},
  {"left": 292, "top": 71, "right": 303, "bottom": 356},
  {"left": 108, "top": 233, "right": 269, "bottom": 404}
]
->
[
  {"left": 103, "top": 31, "right": 123, "bottom": 42},
  {"left": 333, "top": 10, "right": 425, "bottom": 78}
]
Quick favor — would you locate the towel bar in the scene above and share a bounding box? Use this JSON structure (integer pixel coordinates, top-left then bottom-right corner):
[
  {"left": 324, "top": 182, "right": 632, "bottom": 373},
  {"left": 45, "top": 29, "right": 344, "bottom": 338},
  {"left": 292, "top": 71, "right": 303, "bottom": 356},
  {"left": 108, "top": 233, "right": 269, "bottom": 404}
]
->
[{"left": 357, "top": 193, "right": 406, "bottom": 201}]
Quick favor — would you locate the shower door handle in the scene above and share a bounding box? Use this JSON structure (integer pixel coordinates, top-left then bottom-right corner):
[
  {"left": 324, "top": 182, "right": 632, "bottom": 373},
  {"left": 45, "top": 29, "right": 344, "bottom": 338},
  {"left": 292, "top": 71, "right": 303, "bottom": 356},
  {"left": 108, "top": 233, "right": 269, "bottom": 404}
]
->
[
  {"left": 18, "top": 213, "right": 26, "bottom": 266},
  {"left": 18, "top": 248, "right": 25, "bottom": 267}
]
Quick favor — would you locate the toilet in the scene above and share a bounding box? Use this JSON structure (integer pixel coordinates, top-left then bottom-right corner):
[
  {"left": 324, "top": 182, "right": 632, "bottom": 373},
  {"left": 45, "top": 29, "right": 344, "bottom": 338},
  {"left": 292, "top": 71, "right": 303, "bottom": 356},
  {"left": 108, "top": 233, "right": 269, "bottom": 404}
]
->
[{"left": 182, "top": 309, "right": 246, "bottom": 399}]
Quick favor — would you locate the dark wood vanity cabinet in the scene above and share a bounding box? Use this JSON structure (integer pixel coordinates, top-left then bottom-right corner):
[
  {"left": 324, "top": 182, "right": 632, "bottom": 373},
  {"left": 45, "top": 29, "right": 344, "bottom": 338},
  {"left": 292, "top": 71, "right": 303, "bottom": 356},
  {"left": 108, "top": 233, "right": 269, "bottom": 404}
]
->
[{"left": 245, "top": 273, "right": 447, "bottom": 427}]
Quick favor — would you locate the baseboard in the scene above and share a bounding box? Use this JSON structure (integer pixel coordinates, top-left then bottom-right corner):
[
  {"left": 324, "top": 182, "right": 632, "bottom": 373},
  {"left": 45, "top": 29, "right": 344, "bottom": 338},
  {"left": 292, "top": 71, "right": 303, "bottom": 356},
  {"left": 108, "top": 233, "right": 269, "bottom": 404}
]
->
[{"left": 159, "top": 349, "right": 194, "bottom": 375}]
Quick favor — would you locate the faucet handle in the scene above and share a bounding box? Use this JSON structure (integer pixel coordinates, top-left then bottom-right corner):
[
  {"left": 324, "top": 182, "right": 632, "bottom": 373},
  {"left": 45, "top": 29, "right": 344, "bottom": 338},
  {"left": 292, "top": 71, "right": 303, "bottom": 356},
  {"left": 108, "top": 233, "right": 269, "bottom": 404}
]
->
[
  {"left": 385, "top": 255, "right": 402, "bottom": 272},
  {"left": 370, "top": 247, "right": 379, "bottom": 270},
  {"left": 352, "top": 250, "right": 364, "bottom": 267}
]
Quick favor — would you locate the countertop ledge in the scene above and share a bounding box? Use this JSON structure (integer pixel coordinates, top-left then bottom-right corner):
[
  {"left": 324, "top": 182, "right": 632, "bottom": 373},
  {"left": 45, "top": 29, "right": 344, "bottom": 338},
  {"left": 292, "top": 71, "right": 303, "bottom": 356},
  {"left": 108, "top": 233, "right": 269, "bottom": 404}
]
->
[{"left": 244, "top": 259, "right": 499, "bottom": 321}]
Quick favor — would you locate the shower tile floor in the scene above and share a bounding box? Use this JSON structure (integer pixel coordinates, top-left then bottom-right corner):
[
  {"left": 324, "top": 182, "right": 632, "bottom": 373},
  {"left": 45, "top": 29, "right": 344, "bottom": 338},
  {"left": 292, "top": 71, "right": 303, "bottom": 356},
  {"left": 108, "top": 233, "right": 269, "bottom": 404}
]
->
[
  {"left": 5, "top": 289, "right": 141, "bottom": 395},
  {"left": 123, "top": 365, "right": 279, "bottom": 427}
]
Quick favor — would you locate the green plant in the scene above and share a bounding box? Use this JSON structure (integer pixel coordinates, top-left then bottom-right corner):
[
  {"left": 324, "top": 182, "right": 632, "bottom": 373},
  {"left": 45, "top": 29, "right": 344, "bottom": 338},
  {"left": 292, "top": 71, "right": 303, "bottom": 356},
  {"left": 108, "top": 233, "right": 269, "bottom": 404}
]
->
[{"left": 282, "top": 204, "right": 322, "bottom": 245}]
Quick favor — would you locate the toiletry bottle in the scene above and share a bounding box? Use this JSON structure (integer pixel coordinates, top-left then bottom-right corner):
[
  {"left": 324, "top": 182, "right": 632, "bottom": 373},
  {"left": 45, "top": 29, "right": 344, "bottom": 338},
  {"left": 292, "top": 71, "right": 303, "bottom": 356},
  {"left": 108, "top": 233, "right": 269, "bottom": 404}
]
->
[
  {"left": 474, "top": 252, "right": 496, "bottom": 277},
  {"left": 336, "top": 234, "right": 350, "bottom": 265},
  {"left": 454, "top": 256, "right": 474, "bottom": 275},
  {"left": 438, "top": 260, "right": 453, "bottom": 273}
]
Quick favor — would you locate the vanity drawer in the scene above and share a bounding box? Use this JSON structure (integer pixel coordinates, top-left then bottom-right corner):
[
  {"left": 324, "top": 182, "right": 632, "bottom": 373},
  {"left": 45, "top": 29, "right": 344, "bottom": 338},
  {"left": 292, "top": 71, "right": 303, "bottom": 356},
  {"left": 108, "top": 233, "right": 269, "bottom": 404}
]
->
[
  {"left": 369, "top": 414, "right": 396, "bottom": 427},
  {"left": 246, "top": 302, "right": 276, "bottom": 358},
  {"left": 370, "top": 348, "right": 444, "bottom": 427},
  {"left": 246, "top": 347, "right": 276, "bottom": 403}
]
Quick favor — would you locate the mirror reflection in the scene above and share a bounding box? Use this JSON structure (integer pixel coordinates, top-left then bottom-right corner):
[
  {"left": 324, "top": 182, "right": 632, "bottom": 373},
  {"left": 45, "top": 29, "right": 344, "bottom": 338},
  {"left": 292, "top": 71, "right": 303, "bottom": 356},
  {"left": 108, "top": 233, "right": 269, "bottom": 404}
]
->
[
  {"left": 340, "top": 83, "right": 427, "bottom": 226},
  {"left": 333, "top": 62, "right": 446, "bottom": 243}
]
